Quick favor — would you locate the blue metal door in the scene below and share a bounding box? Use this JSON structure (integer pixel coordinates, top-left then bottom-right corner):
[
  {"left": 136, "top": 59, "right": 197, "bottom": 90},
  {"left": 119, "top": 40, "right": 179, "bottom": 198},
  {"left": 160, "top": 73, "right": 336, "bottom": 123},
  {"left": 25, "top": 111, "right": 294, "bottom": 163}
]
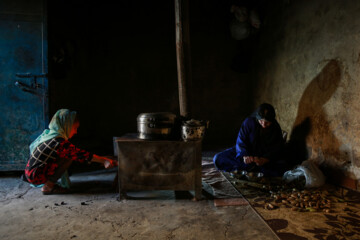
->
[{"left": 0, "top": 0, "right": 48, "bottom": 170}]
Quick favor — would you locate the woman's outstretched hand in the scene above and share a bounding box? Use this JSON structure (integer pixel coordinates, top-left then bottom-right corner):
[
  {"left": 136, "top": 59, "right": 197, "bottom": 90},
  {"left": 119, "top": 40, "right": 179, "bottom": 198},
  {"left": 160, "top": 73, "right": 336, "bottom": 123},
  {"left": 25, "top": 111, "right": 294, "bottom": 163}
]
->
[
  {"left": 103, "top": 158, "right": 118, "bottom": 168},
  {"left": 92, "top": 154, "right": 118, "bottom": 168}
]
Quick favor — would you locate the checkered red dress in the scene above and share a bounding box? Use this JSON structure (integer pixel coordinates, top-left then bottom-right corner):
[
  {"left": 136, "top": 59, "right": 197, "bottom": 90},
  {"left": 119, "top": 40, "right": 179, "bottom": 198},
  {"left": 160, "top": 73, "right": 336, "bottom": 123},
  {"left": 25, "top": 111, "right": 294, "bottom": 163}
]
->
[{"left": 24, "top": 137, "right": 93, "bottom": 184}]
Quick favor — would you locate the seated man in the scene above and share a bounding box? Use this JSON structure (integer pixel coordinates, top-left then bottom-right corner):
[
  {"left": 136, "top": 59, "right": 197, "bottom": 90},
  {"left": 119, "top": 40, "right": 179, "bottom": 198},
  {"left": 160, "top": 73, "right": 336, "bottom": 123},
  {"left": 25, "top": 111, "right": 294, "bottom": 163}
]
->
[{"left": 213, "top": 103, "right": 288, "bottom": 177}]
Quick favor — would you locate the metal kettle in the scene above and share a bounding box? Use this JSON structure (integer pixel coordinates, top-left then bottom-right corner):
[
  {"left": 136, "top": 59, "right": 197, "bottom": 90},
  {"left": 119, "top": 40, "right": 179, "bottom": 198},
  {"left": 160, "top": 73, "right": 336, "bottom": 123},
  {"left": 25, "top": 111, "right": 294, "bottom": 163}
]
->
[{"left": 181, "top": 119, "right": 209, "bottom": 141}]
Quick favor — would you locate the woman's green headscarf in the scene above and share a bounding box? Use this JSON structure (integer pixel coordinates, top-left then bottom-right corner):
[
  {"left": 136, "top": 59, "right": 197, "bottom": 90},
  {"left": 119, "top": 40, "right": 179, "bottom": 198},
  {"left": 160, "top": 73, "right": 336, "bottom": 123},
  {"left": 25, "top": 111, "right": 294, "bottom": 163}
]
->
[{"left": 29, "top": 109, "right": 77, "bottom": 154}]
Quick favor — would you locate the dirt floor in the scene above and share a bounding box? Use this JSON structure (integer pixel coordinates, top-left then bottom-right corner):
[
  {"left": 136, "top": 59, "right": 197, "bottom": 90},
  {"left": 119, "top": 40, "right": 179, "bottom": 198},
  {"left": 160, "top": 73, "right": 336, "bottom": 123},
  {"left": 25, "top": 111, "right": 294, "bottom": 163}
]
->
[
  {"left": 0, "top": 167, "right": 279, "bottom": 240},
  {"left": 3, "top": 152, "right": 360, "bottom": 240}
]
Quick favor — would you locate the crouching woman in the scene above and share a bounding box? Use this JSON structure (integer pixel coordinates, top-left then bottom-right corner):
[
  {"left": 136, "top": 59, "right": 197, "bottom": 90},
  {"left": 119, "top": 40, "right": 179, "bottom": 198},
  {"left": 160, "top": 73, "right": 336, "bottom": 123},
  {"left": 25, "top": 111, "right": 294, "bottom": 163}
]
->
[{"left": 24, "top": 109, "right": 117, "bottom": 194}]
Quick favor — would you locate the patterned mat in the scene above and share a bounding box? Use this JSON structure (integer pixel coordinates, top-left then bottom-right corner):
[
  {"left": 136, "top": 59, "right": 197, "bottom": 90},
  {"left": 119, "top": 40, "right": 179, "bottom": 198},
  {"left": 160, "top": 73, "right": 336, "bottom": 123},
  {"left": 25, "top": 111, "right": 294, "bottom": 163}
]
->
[
  {"left": 201, "top": 158, "right": 245, "bottom": 200},
  {"left": 223, "top": 172, "right": 360, "bottom": 240}
]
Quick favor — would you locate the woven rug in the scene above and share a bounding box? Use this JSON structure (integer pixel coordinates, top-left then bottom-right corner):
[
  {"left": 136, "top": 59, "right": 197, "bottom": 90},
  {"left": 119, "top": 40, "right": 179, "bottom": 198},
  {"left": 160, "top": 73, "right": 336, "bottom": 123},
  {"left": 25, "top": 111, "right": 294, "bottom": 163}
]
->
[
  {"left": 201, "top": 157, "right": 245, "bottom": 200},
  {"left": 201, "top": 156, "right": 280, "bottom": 239},
  {"left": 222, "top": 172, "right": 360, "bottom": 240}
]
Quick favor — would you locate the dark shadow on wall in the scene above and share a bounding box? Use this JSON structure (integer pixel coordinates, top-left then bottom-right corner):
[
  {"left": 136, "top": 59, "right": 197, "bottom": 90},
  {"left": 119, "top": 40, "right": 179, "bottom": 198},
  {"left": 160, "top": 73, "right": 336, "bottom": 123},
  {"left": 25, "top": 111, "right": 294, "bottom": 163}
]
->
[{"left": 286, "top": 59, "right": 342, "bottom": 167}]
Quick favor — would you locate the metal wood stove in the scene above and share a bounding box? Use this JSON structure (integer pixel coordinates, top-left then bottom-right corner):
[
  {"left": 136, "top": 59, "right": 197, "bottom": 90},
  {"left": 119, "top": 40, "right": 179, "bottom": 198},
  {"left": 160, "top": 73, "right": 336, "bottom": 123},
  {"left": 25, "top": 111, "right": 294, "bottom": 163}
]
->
[{"left": 114, "top": 134, "right": 202, "bottom": 200}]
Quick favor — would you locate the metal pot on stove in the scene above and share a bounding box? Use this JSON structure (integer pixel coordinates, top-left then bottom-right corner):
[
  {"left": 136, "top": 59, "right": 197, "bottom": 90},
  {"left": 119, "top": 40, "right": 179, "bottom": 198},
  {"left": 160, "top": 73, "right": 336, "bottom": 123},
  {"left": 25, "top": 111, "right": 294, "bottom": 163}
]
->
[
  {"left": 137, "top": 112, "right": 177, "bottom": 140},
  {"left": 181, "top": 119, "right": 209, "bottom": 141}
]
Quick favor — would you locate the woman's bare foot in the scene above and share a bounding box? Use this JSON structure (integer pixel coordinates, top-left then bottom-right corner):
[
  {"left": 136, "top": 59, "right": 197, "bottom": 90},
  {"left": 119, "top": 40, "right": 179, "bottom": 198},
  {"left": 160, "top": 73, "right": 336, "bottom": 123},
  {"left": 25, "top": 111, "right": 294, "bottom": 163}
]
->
[
  {"left": 41, "top": 181, "right": 69, "bottom": 195},
  {"left": 41, "top": 181, "right": 55, "bottom": 192}
]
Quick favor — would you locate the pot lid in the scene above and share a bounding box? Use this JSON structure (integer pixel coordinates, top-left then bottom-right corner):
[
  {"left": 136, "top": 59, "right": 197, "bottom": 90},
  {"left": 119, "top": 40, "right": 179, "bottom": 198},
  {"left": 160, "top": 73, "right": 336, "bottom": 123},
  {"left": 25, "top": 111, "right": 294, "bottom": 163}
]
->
[
  {"left": 137, "top": 112, "right": 176, "bottom": 121},
  {"left": 183, "top": 119, "right": 203, "bottom": 127}
]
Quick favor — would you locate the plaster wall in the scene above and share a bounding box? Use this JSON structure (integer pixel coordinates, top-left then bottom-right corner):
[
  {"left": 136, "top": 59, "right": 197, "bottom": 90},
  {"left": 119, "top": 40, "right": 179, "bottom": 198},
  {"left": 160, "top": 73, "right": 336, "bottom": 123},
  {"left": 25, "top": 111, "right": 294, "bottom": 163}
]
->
[{"left": 252, "top": 0, "right": 360, "bottom": 182}]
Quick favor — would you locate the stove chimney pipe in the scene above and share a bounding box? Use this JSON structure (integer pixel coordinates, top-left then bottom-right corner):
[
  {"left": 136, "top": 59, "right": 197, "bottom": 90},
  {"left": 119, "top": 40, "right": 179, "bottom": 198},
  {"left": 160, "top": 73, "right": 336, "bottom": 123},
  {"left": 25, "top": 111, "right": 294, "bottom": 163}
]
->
[{"left": 175, "top": 0, "right": 192, "bottom": 119}]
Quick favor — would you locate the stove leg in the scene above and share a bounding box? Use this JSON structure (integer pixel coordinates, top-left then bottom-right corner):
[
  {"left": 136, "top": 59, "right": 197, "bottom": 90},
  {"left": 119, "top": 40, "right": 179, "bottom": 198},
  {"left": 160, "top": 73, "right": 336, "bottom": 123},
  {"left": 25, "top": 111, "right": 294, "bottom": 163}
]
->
[
  {"left": 194, "top": 186, "right": 202, "bottom": 201},
  {"left": 194, "top": 167, "right": 202, "bottom": 200},
  {"left": 117, "top": 190, "right": 128, "bottom": 201},
  {"left": 113, "top": 172, "right": 119, "bottom": 190}
]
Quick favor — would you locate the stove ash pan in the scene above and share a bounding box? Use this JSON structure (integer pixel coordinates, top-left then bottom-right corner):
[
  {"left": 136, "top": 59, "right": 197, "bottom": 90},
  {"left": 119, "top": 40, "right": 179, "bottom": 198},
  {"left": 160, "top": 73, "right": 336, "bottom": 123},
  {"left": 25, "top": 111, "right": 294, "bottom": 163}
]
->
[{"left": 137, "top": 112, "right": 177, "bottom": 140}]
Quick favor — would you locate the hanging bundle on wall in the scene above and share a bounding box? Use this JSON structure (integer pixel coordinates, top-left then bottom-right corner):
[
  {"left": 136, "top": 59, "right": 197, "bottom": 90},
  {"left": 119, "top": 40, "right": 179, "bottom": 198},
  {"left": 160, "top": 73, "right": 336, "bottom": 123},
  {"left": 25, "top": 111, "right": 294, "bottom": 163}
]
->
[{"left": 229, "top": 5, "right": 261, "bottom": 40}]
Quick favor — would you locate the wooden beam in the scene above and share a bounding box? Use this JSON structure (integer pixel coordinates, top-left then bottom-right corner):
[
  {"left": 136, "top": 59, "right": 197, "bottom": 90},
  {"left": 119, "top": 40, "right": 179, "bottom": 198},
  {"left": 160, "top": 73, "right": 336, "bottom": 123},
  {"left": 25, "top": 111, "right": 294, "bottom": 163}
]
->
[{"left": 175, "top": 0, "right": 192, "bottom": 119}]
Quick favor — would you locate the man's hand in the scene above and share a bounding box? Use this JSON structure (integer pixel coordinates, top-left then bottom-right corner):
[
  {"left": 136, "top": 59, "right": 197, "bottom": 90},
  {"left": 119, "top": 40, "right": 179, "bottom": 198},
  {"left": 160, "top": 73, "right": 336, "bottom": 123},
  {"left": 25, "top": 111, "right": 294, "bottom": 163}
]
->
[
  {"left": 243, "top": 156, "right": 254, "bottom": 164},
  {"left": 253, "top": 157, "right": 269, "bottom": 166}
]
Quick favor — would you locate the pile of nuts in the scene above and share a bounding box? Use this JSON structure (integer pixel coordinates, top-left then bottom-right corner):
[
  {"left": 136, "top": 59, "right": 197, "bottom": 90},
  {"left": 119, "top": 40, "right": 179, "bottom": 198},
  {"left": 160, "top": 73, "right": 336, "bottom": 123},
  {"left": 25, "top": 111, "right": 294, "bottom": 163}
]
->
[
  {"left": 266, "top": 189, "right": 332, "bottom": 212},
  {"left": 229, "top": 174, "right": 339, "bottom": 213}
]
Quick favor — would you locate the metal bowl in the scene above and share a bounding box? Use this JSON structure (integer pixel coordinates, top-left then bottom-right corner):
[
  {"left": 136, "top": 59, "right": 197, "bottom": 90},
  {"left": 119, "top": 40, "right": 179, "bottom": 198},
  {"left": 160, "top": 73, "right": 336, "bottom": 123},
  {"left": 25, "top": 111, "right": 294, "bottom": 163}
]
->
[
  {"left": 229, "top": 170, "right": 240, "bottom": 178},
  {"left": 229, "top": 170, "right": 264, "bottom": 182},
  {"left": 245, "top": 172, "right": 264, "bottom": 182}
]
